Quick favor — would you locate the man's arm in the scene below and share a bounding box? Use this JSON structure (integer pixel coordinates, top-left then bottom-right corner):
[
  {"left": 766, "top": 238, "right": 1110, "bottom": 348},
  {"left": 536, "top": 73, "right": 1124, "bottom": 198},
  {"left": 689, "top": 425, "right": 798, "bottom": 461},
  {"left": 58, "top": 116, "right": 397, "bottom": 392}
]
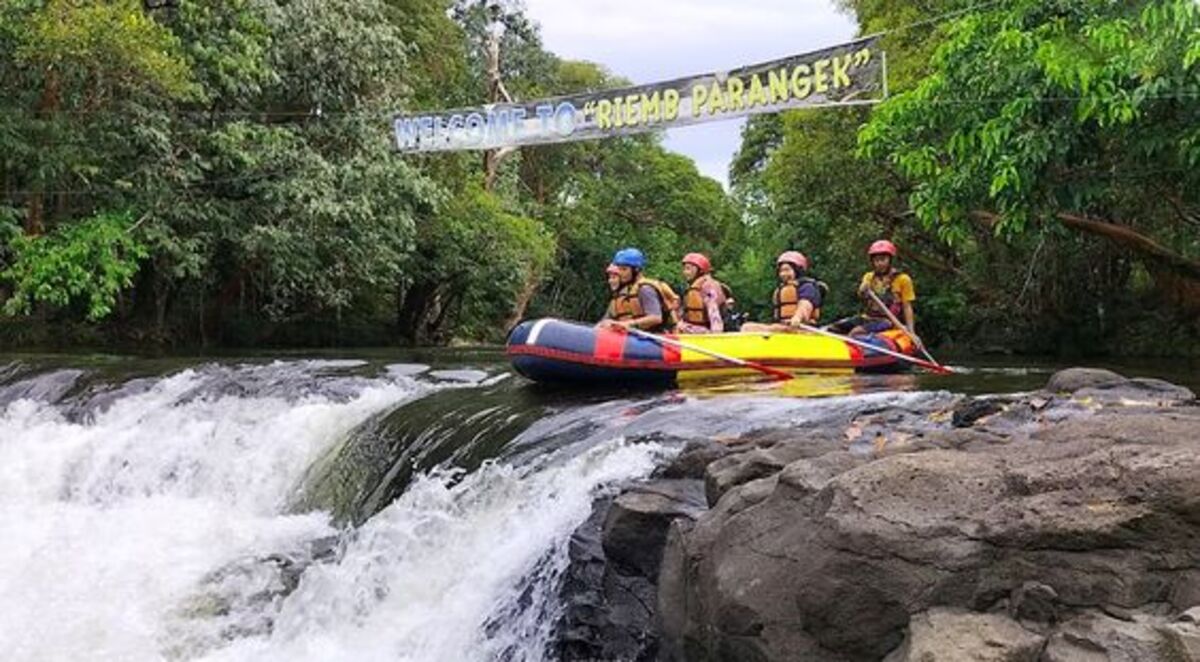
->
[{"left": 704, "top": 282, "right": 724, "bottom": 332}]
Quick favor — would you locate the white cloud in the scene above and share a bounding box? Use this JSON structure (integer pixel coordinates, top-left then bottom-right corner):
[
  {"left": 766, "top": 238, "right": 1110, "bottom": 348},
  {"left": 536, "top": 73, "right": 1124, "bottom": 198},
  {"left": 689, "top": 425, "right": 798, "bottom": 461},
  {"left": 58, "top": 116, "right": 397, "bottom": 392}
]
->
[{"left": 521, "top": 0, "right": 857, "bottom": 187}]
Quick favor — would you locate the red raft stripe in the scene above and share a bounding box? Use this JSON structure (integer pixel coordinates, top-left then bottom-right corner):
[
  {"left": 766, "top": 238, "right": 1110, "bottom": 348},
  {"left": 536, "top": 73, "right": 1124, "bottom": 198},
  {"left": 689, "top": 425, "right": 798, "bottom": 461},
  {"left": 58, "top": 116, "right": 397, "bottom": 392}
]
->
[
  {"left": 661, "top": 336, "right": 682, "bottom": 364},
  {"left": 594, "top": 328, "right": 628, "bottom": 362}
]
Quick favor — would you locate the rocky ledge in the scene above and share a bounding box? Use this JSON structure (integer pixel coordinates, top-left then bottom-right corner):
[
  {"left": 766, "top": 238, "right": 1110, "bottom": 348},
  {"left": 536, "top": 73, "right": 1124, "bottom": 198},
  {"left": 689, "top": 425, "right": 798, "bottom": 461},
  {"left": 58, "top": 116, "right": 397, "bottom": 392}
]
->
[{"left": 555, "top": 368, "right": 1200, "bottom": 661}]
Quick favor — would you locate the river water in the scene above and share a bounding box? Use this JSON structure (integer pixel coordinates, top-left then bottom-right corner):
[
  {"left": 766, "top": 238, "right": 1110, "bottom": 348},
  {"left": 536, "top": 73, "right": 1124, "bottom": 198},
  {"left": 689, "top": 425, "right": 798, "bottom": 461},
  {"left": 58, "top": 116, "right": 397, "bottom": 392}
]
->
[{"left": 1, "top": 349, "right": 1194, "bottom": 661}]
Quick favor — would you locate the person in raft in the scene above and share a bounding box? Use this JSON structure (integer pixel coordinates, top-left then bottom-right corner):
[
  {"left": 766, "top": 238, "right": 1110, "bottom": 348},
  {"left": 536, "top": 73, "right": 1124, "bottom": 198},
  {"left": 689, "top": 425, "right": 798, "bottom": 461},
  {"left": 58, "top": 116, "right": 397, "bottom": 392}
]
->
[
  {"left": 742, "top": 251, "right": 827, "bottom": 333},
  {"left": 604, "top": 263, "right": 622, "bottom": 297},
  {"left": 829, "top": 239, "right": 918, "bottom": 339},
  {"left": 676, "top": 252, "right": 731, "bottom": 334},
  {"left": 600, "top": 248, "right": 680, "bottom": 333}
]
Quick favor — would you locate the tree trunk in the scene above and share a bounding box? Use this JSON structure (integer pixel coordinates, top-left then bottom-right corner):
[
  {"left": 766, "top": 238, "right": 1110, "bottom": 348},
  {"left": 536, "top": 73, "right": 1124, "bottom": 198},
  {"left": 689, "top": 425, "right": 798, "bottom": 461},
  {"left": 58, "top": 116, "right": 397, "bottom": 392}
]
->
[
  {"left": 27, "top": 66, "right": 62, "bottom": 236},
  {"left": 504, "top": 273, "right": 541, "bottom": 333},
  {"left": 1056, "top": 212, "right": 1200, "bottom": 314}
]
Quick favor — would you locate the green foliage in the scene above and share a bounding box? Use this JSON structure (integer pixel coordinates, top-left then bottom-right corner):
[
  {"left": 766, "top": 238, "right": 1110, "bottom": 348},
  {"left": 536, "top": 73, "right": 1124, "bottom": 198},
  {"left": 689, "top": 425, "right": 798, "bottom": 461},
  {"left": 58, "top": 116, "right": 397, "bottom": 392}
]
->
[
  {"left": 859, "top": 0, "right": 1200, "bottom": 240},
  {"left": 409, "top": 185, "right": 554, "bottom": 341},
  {"left": 16, "top": 0, "right": 196, "bottom": 100},
  {"left": 2, "top": 210, "right": 148, "bottom": 320}
]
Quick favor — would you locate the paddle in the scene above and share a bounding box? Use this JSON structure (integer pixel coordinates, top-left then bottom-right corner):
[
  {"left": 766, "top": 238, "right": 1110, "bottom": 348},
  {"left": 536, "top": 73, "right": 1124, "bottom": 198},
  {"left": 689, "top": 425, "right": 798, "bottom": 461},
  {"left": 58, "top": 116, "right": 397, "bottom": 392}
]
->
[
  {"left": 792, "top": 322, "right": 954, "bottom": 374},
  {"left": 864, "top": 289, "right": 948, "bottom": 371},
  {"left": 624, "top": 327, "right": 795, "bottom": 381}
]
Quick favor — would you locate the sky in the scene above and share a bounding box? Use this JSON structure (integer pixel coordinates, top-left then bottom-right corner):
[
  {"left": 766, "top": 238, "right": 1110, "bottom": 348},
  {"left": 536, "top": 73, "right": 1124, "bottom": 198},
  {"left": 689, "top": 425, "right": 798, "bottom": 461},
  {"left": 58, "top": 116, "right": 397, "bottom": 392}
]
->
[{"left": 521, "top": 0, "right": 858, "bottom": 188}]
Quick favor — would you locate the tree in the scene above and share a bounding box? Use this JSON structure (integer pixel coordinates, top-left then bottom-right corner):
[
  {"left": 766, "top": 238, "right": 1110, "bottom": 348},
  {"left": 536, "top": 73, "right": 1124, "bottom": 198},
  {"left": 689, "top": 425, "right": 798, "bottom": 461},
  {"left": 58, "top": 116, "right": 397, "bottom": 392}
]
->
[{"left": 859, "top": 0, "right": 1200, "bottom": 317}]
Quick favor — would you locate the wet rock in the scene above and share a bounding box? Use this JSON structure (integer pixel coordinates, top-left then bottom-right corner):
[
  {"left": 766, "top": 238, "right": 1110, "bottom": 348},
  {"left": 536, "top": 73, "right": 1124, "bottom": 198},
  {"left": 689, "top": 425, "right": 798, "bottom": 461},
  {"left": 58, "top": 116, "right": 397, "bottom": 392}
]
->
[
  {"left": 1045, "top": 368, "right": 1126, "bottom": 393},
  {"left": 883, "top": 608, "right": 1044, "bottom": 662},
  {"left": 556, "top": 479, "right": 708, "bottom": 662},
  {"left": 952, "top": 397, "right": 1007, "bottom": 428},
  {"left": 603, "top": 479, "right": 706, "bottom": 578},
  {"left": 0, "top": 368, "right": 86, "bottom": 407},
  {"left": 655, "top": 439, "right": 734, "bottom": 480}
]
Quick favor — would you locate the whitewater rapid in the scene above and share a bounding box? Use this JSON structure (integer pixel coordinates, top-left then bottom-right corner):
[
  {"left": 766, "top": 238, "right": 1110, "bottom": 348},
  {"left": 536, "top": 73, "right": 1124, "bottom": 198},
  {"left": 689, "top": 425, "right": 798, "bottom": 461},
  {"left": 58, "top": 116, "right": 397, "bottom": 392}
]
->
[{"left": 0, "top": 360, "right": 667, "bottom": 662}]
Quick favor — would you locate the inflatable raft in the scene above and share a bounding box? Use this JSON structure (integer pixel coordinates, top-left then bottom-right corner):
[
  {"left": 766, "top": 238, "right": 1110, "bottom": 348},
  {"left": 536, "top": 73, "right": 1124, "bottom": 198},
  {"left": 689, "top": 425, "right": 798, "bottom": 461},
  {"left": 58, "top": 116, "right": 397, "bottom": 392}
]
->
[{"left": 506, "top": 318, "right": 918, "bottom": 386}]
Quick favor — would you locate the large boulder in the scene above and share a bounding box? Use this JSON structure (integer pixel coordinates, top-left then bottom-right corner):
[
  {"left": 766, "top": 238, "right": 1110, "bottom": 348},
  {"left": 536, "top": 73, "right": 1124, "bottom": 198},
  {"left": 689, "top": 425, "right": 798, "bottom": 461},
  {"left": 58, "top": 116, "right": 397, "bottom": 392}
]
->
[
  {"left": 658, "top": 402, "right": 1200, "bottom": 661},
  {"left": 1045, "top": 367, "right": 1195, "bottom": 405},
  {"left": 556, "top": 479, "right": 707, "bottom": 661},
  {"left": 603, "top": 479, "right": 706, "bottom": 578}
]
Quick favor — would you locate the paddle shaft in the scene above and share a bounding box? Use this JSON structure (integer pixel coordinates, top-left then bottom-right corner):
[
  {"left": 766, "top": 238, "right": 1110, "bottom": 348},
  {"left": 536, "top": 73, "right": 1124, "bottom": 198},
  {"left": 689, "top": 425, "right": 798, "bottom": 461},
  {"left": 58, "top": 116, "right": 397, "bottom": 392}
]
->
[
  {"left": 864, "top": 289, "right": 945, "bottom": 369},
  {"left": 794, "top": 323, "right": 953, "bottom": 374},
  {"left": 625, "top": 328, "right": 794, "bottom": 381}
]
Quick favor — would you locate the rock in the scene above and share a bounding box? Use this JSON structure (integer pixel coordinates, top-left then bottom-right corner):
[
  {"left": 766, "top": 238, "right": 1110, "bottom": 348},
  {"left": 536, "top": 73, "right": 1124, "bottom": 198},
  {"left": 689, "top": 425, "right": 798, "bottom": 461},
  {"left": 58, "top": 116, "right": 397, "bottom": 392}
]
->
[
  {"left": 1043, "top": 367, "right": 1195, "bottom": 405},
  {"left": 952, "top": 397, "right": 1006, "bottom": 428},
  {"left": 658, "top": 404, "right": 1200, "bottom": 661},
  {"left": 1041, "top": 611, "right": 1172, "bottom": 662},
  {"left": 1075, "top": 377, "right": 1196, "bottom": 406},
  {"left": 1161, "top": 620, "right": 1200, "bottom": 659},
  {"left": 1045, "top": 368, "right": 1126, "bottom": 393},
  {"left": 556, "top": 496, "right": 659, "bottom": 662},
  {"left": 656, "top": 439, "right": 733, "bottom": 479},
  {"left": 883, "top": 608, "right": 1044, "bottom": 662},
  {"left": 704, "top": 439, "right": 836, "bottom": 506},
  {"left": 602, "top": 479, "right": 706, "bottom": 579},
  {"left": 1180, "top": 606, "right": 1200, "bottom": 624},
  {"left": 1009, "top": 581, "right": 1059, "bottom": 625}
]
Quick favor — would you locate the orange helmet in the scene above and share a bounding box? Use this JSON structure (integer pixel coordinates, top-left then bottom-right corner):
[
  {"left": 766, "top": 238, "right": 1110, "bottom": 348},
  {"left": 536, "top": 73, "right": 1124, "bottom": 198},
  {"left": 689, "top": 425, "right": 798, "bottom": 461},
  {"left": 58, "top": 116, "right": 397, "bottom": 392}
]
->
[
  {"left": 681, "top": 252, "right": 712, "bottom": 274},
  {"left": 868, "top": 240, "right": 897, "bottom": 257}
]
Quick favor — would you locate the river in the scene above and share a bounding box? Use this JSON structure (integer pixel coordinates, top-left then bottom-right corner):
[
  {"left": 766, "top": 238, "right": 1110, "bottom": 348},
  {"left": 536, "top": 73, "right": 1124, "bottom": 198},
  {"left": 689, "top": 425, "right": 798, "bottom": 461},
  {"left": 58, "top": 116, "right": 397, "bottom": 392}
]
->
[{"left": 1, "top": 349, "right": 1195, "bottom": 661}]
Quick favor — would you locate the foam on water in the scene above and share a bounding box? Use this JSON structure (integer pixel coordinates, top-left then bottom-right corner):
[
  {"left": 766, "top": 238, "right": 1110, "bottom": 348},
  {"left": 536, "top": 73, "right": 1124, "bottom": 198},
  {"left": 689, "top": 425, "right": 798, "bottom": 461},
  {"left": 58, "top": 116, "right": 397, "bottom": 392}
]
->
[
  {"left": 0, "top": 363, "right": 428, "bottom": 661},
  {"left": 197, "top": 439, "right": 667, "bottom": 662}
]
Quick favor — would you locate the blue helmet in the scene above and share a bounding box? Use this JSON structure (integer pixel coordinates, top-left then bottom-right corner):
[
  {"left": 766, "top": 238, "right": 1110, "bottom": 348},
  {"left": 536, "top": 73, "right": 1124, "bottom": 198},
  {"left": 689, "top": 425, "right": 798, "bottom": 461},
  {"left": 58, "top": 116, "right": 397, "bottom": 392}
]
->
[{"left": 612, "top": 247, "right": 646, "bottom": 270}]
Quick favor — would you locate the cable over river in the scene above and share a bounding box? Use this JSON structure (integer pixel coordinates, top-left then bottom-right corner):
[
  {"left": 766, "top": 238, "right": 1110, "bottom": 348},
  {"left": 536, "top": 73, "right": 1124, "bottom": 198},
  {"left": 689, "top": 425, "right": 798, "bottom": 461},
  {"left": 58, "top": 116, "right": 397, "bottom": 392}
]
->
[{"left": 1, "top": 350, "right": 1196, "bottom": 661}]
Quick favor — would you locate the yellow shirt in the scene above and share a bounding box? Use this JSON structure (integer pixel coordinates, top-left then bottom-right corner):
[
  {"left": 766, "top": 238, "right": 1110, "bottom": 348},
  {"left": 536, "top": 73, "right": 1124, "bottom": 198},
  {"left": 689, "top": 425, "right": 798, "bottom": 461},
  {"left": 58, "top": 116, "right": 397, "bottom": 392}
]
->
[{"left": 860, "top": 271, "right": 916, "bottom": 304}]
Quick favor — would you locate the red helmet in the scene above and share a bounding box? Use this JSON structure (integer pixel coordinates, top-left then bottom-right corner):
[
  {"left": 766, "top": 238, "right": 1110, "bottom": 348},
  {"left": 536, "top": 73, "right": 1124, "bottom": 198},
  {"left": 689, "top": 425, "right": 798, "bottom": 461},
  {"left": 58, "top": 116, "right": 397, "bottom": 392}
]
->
[
  {"left": 868, "top": 240, "right": 898, "bottom": 257},
  {"left": 605, "top": 264, "right": 620, "bottom": 276},
  {"left": 776, "top": 250, "right": 809, "bottom": 271},
  {"left": 681, "top": 252, "right": 712, "bottom": 274}
]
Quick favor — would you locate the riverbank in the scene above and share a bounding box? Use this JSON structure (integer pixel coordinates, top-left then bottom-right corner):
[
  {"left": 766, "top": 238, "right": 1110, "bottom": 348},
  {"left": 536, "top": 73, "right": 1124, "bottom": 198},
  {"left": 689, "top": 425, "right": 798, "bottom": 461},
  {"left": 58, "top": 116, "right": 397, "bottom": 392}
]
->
[{"left": 557, "top": 368, "right": 1200, "bottom": 661}]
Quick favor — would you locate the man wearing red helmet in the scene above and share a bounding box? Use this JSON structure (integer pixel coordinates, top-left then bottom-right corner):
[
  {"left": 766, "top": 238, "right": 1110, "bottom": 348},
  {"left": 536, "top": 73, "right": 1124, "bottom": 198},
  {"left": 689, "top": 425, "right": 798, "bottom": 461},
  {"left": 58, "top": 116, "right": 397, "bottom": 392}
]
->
[
  {"left": 743, "top": 250, "right": 826, "bottom": 333},
  {"left": 832, "top": 239, "right": 918, "bottom": 337},
  {"left": 677, "top": 252, "right": 730, "bottom": 334}
]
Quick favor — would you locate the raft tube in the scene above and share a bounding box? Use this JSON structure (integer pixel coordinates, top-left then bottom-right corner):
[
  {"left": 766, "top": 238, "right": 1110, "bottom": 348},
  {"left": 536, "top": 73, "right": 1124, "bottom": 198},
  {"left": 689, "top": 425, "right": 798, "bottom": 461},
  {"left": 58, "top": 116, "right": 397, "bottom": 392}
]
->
[{"left": 506, "top": 318, "right": 917, "bottom": 386}]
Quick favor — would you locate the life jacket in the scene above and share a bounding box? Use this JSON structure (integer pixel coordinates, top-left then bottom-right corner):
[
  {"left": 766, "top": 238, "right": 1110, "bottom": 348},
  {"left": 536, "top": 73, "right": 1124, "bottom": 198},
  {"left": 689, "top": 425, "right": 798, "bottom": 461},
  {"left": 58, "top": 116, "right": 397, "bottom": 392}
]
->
[
  {"left": 862, "top": 268, "right": 906, "bottom": 319},
  {"left": 682, "top": 274, "right": 729, "bottom": 327},
  {"left": 610, "top": 276, "right": 680, "bottom": 331},
  {"left": 773, "top": 277, "right": 827, "bottom": 323}
]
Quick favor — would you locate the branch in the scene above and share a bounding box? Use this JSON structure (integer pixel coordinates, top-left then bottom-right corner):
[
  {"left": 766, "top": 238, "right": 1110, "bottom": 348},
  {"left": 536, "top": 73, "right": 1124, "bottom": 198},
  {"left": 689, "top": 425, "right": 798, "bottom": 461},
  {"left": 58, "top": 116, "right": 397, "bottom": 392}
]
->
[{"left": 1055, "top": 212, "right": 1200, "bottom": 279}]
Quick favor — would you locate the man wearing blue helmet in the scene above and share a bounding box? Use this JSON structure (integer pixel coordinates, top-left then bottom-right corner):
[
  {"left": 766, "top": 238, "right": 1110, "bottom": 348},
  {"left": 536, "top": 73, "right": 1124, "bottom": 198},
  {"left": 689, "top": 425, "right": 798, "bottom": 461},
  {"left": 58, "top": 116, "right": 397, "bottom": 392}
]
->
[{"left": 601, "top": 247, "right": 679, "bottom": 333}]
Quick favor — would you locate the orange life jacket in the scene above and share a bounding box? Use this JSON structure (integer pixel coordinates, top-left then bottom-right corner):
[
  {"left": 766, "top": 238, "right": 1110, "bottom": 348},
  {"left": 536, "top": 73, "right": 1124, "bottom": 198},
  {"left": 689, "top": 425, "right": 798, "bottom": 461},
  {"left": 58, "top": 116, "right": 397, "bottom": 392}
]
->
[
  {"left": 609, "top": 277, "right": 679, "bottom": 331},
  {"left": 682, "top": 274, "right": 729, "bottom": 327},
  {"left": 773, "top": 277, "right": 826, "bottom": 323},
  {"left": 862, "top": 269, "right": 906, "bottom": 319}
]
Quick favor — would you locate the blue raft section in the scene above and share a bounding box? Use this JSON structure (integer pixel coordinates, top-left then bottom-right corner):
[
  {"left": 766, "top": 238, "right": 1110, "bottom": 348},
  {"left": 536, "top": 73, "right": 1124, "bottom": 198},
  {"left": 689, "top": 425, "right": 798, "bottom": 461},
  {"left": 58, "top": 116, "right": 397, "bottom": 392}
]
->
[{"left": 507, "top": 319, "right": 677, "bottom": 387}]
